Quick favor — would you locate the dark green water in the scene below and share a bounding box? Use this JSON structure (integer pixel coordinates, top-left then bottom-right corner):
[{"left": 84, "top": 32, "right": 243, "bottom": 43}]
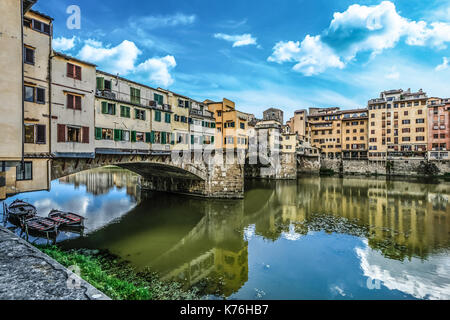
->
[{"left": 3, "top": 168, "right": 450, "bottom": 300}]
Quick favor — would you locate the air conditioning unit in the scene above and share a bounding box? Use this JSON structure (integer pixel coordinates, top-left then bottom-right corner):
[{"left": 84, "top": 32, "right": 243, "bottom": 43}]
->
[{"left": 149, "top": 100, "right": 156, "bottom": 107}]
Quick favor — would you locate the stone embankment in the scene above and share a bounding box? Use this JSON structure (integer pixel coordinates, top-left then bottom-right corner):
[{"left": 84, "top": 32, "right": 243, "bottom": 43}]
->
[{"left": 0, "top": 227, "right": 109, "bottom": 300}]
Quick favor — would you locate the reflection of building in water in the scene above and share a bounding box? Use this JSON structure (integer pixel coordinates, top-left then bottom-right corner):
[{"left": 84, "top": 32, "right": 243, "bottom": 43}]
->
[
  {"left": 1, "top": 159, "right": 50, "bottom": 200},
  {"left": 163, "top": 246, "right": 249, "bottom": 298},
  {"left": 243, "top": 178, "right": 449, "bottom": 260},
  {"left": 59, "top": 167, "right": 141, "bottom": 202},
  {"left": 288, "top": 177, "right": 450, "bottom": 260}
]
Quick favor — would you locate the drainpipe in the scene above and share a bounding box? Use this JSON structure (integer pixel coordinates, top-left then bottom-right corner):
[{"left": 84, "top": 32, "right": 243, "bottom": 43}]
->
[
  {"left": 20, "top": 0, "right": 25, "bottom": 168},
  {"left": 48, "top": 21, "right": 53, "bottom": 188}
]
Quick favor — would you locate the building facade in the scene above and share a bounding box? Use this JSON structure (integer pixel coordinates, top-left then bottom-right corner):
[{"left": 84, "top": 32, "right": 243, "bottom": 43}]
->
[
  {"left": 307, "top": 107, "right": 342, "bottom": 159},
  {"left": 368, "top": 89, "right": 428, "bottom": 160},
  {"left": 341, "top": 109, "right": 368, "bottom": 159},
  {"left": 263, "top": 108, "right": 284, "bottom": 124},
  {"left": 190, "top": 101, "right": 216, "bottom": 150},
  {"left": 427, "top": 97, "right": 450, "bottom": 160},
  {"left": 206, "top": 99, "right": 249, "bottom": 150},
  {"left": 51, "top": 52, "right": 96, "bottom": 158}
]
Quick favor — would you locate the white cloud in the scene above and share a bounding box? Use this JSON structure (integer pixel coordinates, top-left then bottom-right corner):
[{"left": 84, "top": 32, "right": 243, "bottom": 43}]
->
[
  {"left": 84, "top": 39, "right": 103, "bottom": 48},
  {"left": 268, "top": 36, "right": 345, "bottom": 76},
  {"left": 435, "top": 57, "right": 449, "bottom": 71},
  {"left": 78, "top": 40, "right": 141, "bottom": 75},
  {"left": 135, "top": 55, "right": 177, "bottom": 87},
  {"left": 385, "top": 67, "right": 400, "bottom": 80},
  {"left": 53, "top": 36, "right": 77, "bottom": 52},
  {"left": 269, "top": 1, "right": 450, "bottom": 76},
  {"left": 131, "top": 13, "right": 196, "bottom": 30},
  {"left": 214, "top": 33, "right": 258, "bottom": 47}
]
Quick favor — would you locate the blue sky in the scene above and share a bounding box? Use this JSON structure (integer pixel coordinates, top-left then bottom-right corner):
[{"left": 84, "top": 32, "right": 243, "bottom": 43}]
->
[{"left": 35, "top": 0, "right": 450, "bottom": 118}]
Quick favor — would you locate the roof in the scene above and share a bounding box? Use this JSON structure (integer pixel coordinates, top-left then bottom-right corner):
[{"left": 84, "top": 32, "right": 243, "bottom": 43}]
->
[
  {"left": 53, "top": 51, "right": 97, "bottom": 67},
  {"left": 28, "top": 9, "right": 54, "bottom": 21},
  {"left": 96, "top": 70, "right": 164, "bottom": 94}
]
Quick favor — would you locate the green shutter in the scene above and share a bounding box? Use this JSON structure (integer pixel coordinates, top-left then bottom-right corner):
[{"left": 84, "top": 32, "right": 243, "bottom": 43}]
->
[
  {"left": 155, "top": 111, "right": 161, "bottom": 122},
  {"left": 211, "top": 136, "right": 215, "bottom": 143},
  {"left": 146, "top": 132, "right": 151, "bottom": 143},
  {"left": 131, "top": 131, "right": 137, "bottom": 142},
  {"left": 161, "top": 132, "right": 167, "bottom": 144},
  {"left": 96, "top": 77, "right": 104, "bottom": 90},
  {"left": 101, "top": 101, "right": 108, "bottom": 114},
  {"left": 95, "top": 128, "right": 102, "bottom": 140},
  {"left": 112, "top": 104, "right": 116, "bottom": 115},
  {"left": 135, "top": 109, "right": 139, "bottom": 119},
  {"left": 191, "top": 135, "right": 194, "bottom": 145},
  {"left": 150, "top": 131, "right": 155, "bottom": 143},
  {"left": 165, "top": 113, "right": 171, "bottom": 123},
  {"left": 114, "top": 129, "right": 121, "bottom": 141}
]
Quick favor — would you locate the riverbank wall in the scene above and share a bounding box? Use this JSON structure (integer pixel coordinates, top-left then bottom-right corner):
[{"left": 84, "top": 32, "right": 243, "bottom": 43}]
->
[
  {"left": 0, "top": 227, "right": 109, "bottom": 300},
  {"left": 304, "top": 158, "right": 450, "bottom": 177}
]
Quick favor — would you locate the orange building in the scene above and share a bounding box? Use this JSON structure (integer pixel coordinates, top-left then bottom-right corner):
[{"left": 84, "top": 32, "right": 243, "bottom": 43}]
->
[
  {"left": 427, "top": 97, "right": 450, "bottom": 160},
  {"left": 205, "top": 99, "right": 249, "bottom": 150}
]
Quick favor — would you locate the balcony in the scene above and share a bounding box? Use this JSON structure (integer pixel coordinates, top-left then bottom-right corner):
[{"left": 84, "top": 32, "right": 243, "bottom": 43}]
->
[{"left": 96, "top": 90, "right": 116, "bottom": 100}]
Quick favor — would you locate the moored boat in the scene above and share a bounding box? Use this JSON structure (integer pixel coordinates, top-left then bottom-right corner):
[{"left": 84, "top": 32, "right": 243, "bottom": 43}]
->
[
  {"left": 22, "top": 217, "right": 59, "bottom": 240},
  {"left": 4, "top": 200, "right": 37, "bottom": 226},
  {"left": 48, "top": 210, "right": 85, "bottom": 231}
]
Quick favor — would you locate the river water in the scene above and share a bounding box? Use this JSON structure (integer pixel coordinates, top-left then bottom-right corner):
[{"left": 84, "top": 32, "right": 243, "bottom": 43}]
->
[{"left": 2, "top": 167, "right": 450, "bottom": 300}]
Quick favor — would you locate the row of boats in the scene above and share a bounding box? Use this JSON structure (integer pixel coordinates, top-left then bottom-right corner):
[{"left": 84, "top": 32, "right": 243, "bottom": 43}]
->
[{"left": 2, "top": 199, "right": 85, "bottom": 241}]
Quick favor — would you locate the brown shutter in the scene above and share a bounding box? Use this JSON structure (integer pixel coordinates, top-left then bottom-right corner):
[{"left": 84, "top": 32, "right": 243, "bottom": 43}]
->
[
  {"left": 82, "top": 127, "right": 89, "bottom": 144},
  {"left": 75, "top": 66, "right": 82, "bottom": 80},
  {"left": 67, "top": 63, "right": 74, "bottom": 78},
  {"left": 57, "top": 124, "right": 66, "bottom": 143},
  {"left": 36, "top": 125, "right": 46, "bottom": 144},
  {"left": 67, "top": 94, "right": 74, "bottom": 109},
  {"left": 75, "top": 96, "right": 82, "bottom": 110}
]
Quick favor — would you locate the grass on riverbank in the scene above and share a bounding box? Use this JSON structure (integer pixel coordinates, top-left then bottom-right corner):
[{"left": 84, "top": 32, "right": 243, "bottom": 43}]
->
[{"left": 38, "top": 246, "right": 200, "bottom": 300}]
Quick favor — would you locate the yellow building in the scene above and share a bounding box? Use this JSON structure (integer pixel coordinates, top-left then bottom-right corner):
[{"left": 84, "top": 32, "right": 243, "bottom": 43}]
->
[
  {"left": 307, "top": 107, "right": 343, "bottom": 159},
  {"left": 158, "top": 88, "right": 190, "bottom": 150},
  {"left": 368, "top": 89, "right": 428, "bottom": 159},
  {"left": 206, "top": 99, "right": 249, "bottom": 150},
  {"left": 287, "top": 109, "right": 307, "bottom": 139},
  {"left": 341, "top": 109, "right": 369, "bottom": 159}
]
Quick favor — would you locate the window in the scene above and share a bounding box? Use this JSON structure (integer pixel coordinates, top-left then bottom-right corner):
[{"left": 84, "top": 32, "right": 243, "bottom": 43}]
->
[
  {"left": 130, "top": 87, "right": 141, "bottom": 104},
  {"left": 416, "top": 136, "right": 425, "bottom": 142},
  {"left": 101, "top": 102, "right": 116, "bottom": 115},
  {"left": 154, "top": 93, "right": 164, "bottom": 105},
  {"left": 96, "top": 77, "right": 112, "bottom": 91},
  {"left": 24, "top": 124, "right": 45, "bottom": 144},
  {"left": 121, "top": 106, "right": 131, "bottom": 118},
  {"left": 67, "top": 94, "right": 81, "bottom": 110},
  {"left": 16, "top": 162, "right": 32, "bottom": 181},
  {"left": 24, "top": 124, "right": 35, "bottom": 144},
  {"left": 32, "top": 19, "right": 50, "bottom": 35},
  {"left": 416, "top": 127, "right": 425, "bottom": 133},
  {"left": 416, "top": 119, "right": 425, "bottom": 124},
  {"left": 402, "top": 120, "right": 411, "bottom": 125},
  {"left": 24, "top": 46, "right": 34, "bottom": 64},
  {"left": 67, "top": 63, "right": 82, "bottom": 80},
  {"left": 102, "top": 128, "right": 113, "bottom": 140},
  {"left": 67, "top": 126, "right": 81, "bottom": 143},
  {"left": 135, "top": 109, "right": 146, "bottom": 120},
  {"left": 165, "top": 113, "right": 171, "bottom": 123},
  {"left": 240, "top": 123, "right": 245, "bottom": 129},
  {"left": 24, "top": 86, "right": 34, "bottom": 102}
]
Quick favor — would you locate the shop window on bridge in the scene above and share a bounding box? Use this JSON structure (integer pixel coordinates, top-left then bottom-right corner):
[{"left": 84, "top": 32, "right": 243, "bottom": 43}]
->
[
  {"left": 67, "top": 126, "right": 81, "bottom": 143},
  {"left": 102, "top": 128, "right": 113, "bottom": 140},
  {"left": 16, "top": 162, "right": 32, "bottom": 181}
]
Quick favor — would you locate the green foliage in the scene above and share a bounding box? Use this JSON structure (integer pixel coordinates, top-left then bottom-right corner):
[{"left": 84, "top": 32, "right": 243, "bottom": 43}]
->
[{"left": 38, "top": 246, "right": 200, "bottom": 300}]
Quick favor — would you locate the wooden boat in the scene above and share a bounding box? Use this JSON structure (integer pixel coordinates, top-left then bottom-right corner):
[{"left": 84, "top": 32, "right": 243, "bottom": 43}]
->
[
  {"left": 48, "top": 210, "right": 85, "bottom": 231},
  {"left": 5, "top": 200, "right": 37, "bottom": 226},
  {"left": 22, "top": 217, "right": 59, "bottom": 240}
]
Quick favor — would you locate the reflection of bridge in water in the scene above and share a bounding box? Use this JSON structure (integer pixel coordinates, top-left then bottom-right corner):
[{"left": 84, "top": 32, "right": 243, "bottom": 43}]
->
[{"left": 61, "top": 169, "right": 450, "bottom": 297}]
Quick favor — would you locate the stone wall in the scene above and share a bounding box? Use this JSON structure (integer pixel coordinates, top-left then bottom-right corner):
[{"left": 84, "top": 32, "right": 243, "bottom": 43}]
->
[
  {"left": 318, "top": 158, "right": 450, "bottom": 177},
  {"left": 246, "top": 152, "right": 297, "bottom": 180},
  {"left": 297, "top": 155, "right": 321, "bottom": 174}
]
